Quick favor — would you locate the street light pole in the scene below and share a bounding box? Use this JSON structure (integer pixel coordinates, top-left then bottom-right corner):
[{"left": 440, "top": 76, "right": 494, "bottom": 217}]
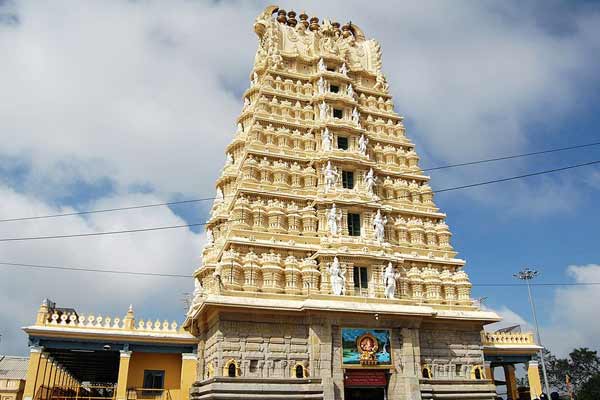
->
[{"left": 514, "top": 267, "right": 551, "bottom": 395}]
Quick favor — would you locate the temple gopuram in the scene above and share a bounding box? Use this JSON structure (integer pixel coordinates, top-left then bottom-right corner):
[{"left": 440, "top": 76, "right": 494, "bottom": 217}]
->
[{"left": 20, "top": 6, "right": 545, "bottom": 400}]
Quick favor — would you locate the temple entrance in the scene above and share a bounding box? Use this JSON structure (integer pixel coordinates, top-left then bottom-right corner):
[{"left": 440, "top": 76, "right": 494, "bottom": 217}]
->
[
  {"left": 344, "top": 387, "right": 385, "bottom": 400},
  {"left": 344, "top": 370, "right": 387, "bottom": 400}
]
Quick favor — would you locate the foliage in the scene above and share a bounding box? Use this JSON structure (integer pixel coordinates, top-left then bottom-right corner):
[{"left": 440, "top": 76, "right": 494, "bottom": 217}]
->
[{"left": 540, "top": 347, "right": 600, "bottom": 395}]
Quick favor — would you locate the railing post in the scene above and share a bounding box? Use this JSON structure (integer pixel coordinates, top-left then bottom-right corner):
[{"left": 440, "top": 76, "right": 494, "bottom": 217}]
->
[
  {"left": 180, "top": 353, "right": 198, "bottom": 400},
  {"left": 116, "top": 351, "right": 132, "bottom": 400},
  {"left": 23, "top": 346, "right": 44, "bottom": 400}
]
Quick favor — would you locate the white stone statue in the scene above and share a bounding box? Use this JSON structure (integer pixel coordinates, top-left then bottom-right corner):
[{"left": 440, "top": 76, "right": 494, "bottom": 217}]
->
[
  {"left": 351, "top": 107, "right": 360, "bottom": 124},
  {"left": 236, "top": 122, "right": 243, "bottom": 135},
  {"left": 327, "top": 203, "right": 342, "bottom": 235},
  {"left": 318, "top": 57, "right": 326, "bottom": 72},
  {"left": 319, "top": 101, "right": 329, "bottom": 121},
  {"left": 365, "top": 168, "right": 377, "bottom": 194},
  {"left": 193, "top": 277, "right": 203, "bottom": 301},
  {"left": 317, "top": 76, "right": 326, "bottom": 94},
  {"left": 324, "top": 161, "right": 340, "bottom": 193},
  {"left": 243, "top": 97, "right": 250, "bottom": 109},
  {"left": 205, "top": 228, "right": 214, "bottom": 245},
  {"left": 215, "top": 187, "right": 224, "bottom": 202},
  {"left": 358, "top": 134, "right": 368, "bottom": 156},
  {"left": 321, "top": 127, "right": 332, "bottom": 151},
  {"left": 340, "top": 63, "right": 348, "bottom": 76},
  {"left": 251, "top": 71, "right": 259, "bottom": 86},
  {"left": 373, "top": 209, "right": 388, "bottom": 242},
  {"left": 328, "top": 256, "right": 346, "bottom": 295},
  {"left": 346, "top": 83, "right": 354, "bottom": 98},
  {"left": 383, "top": 262, "right": 397, "bottom": 299},
  {"left": 226, "top": 153, "right": 234, "bottom": 166}
]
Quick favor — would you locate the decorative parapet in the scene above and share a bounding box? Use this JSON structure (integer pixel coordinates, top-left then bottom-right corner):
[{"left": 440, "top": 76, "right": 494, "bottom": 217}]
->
[
  {"left": 481, "top": 331, "right": 536, "bottom": 346},
  {"left": 34, "top": 301, "right": 180, "bottom": 333}
]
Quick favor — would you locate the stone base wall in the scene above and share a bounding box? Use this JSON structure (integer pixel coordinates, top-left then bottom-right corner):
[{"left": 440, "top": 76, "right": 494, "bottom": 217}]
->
[
  {"left": 190, "top": 377, "right": 324, "bottom": 400},
  {"left": 419, "top": 324, "right": 486, "bottom": 380},
  {"left": 194, "top": 310, "right": 493, "bottom": 400}
]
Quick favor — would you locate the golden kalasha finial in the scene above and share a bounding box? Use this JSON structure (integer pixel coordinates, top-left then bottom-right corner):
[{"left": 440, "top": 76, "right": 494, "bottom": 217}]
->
[
  {"left": 309, "top": 16, "right": 319, "bottom": 31},
  {"left": 299, "top": 11, "right": 309, "bottom": 28},
  {"left": 277, "top": 9, "right": 287, "bottom": 24},
  {"left": 287, "top": 10, "right": 297, "bottom": 27}
]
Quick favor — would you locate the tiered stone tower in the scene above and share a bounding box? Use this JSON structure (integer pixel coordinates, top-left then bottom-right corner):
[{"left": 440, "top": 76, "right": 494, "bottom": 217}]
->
[{"left": 185, "top": 6, "right": 499, "bottom": 400}]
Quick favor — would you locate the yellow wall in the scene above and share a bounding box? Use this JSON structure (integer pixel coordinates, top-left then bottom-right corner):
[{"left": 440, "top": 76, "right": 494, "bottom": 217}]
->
[{"left": 127, "top": 352, "right": 182, "bottom": 400}]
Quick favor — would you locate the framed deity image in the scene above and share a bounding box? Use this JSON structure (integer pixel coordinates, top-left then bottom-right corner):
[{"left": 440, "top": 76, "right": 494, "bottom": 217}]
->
[{"left": 341, "top": 328, "right": 392, "bottom": 367}]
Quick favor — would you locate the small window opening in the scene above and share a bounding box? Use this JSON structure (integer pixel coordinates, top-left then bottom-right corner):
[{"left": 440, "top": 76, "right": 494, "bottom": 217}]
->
[
  {"left": 337, "top": 136, "right": 349, "bottom": 150},
  {"left": 353, "top": 266, "right": 368, "bottom": 290},
  {"left": 422, "top": 368, "right": 431, "bottom": 379},
  {"left": 228, "top": 363, "right": 237, "bottom": 377},
  {"left": 327, "top": 67, "right": 335, "bottom": 72},
  {"left": 474, "top": 368, "right": 482, "bottom": 380},
  {"left": 295, "top": 365, "right": 304, "bottom": 378},
  {"left": 347, "top": 213, "right": 361, "bottom": 236},
  {"left": 330, "top": 85, "right": 340, "bottom": 93},
  {"left": 333, "top": 108, "right": 343, "bottom": 119},
  {"left": 249, "top": 360, "right": 258, "bottom": 373},
  {"left": 455, "top": 364, "right": 462, "bottom": 376},
  {"left": 342, "top": 171, "right": 354, "bottom": 189}
]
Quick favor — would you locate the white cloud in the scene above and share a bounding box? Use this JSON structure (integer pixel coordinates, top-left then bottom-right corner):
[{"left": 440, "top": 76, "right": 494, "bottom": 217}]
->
[
  {"left": 482, "top": 264, "right": 600, "bottom": 357},
  {"left": 1, "top": 0, "right": 599, "bottom": 208},
  {"left": 542, "top": 264, "right": 600, "bottom": 356},
  {"left": 0, "top": 186, "right": 203, "bottom": 354}
]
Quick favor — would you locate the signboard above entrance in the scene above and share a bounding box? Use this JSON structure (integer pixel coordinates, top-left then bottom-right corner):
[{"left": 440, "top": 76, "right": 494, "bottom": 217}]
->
[{"left": 344, "top": 369, "right": 387, "bottom": 387}]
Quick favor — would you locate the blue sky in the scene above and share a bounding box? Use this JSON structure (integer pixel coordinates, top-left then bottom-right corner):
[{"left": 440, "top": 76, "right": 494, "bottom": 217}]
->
[{"left": 1, "top": 0, "right": 600, "bottom": 356}]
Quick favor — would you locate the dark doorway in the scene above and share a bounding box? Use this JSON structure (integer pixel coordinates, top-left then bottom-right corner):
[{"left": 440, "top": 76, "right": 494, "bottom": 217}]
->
[{"left": 344, "top": 387, "right": 385, "bottom": 400}]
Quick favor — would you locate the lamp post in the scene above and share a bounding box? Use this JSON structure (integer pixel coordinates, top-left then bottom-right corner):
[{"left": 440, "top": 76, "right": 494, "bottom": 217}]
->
[{"left": 513, "top": 267, "right": 550, "bottom": 395}]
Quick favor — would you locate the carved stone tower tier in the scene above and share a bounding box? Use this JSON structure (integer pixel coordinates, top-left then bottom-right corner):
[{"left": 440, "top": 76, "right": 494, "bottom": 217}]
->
[{"left": 185, "top": 5, "right": 500, "bottom": 400}]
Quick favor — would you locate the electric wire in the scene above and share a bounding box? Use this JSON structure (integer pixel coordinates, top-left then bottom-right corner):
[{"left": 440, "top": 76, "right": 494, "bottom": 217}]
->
[
  {"left": 0, "top": 158, "right": 599, "bottom": 243},
  {"left": 0, "top": 261, "right": 599, "bottom": 287},
  {"left": 1, "top": 140, "right": 599, "bottom": 223}
]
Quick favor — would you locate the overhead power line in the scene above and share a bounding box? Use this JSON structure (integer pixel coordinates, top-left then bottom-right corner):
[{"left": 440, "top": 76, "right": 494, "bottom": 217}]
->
[
  {"left": 0, "top": 158, "right": 598, "bottom": 243},
  {"left": 421, "top": 140, "right": 600, "bottom": 172},
  {"left": 1, "top": 140, "right": 599, "bottom": 224},
  {"left": 1, "top": 261, "right": 600, "bottom": 287}
]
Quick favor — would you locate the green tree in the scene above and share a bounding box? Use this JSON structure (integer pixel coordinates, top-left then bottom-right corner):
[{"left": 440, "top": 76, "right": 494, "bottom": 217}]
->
[
  {"left": 541, "top": 347, "right": 600, "bottom": 395},
  {"left": 577, "top": 374, "right": 600, "bottom": 400}
]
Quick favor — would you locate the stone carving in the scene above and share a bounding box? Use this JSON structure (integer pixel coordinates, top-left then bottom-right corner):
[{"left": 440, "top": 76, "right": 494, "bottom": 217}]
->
[
  {"left": 351, "top": 107, "right": 360, "bottom": 125},
  {"left": 205, "top": 228, "right": 214, "bottom": 245},
  {"left": 327, "top": 203, "right": 342, "bottom": 235},
  {"left": 374, "top": 71, "right": 389, "bottom": 92},
  {"left": 373, "top": 209, "right": 387, "bottom": 242},
  {"left": 226, "top": 153, "right": 234, "bottom": 166},
  {"left": 365, "top": 168, "right": 377, "bottom": 194},
  {"left": 339, "top": 62, "right": 348, "bottom": 76},
  {"left": 323, "top": 161, "right": 340, "bottom": 193},
  {"left": 193, "top": 277, "right": 204, "bottom": 302},
  {"left": 328, "top": 256, "right": 346, "bottom": 295},
  {"left": 346, "top": 83, "right": 354, "bottom": 98},
  {"left": 318, "top": 57, "right": 326, "bottom": 72},
  {"left": 317, "top": 76, "right": 326, "bottom": 94},
  {"left": 321, "top": 127, "right": 332, "bottom": 151},
  {"left": 319, "top": 101, "right": 329, "bottom": 121},
  {"left": 215, "top": 187, "right": 224, "bottom": 203},
  {"left": 358, "top": 134, "right": 368, "bottom": 156},
  {"left": 236, "top": 122, "right": 243, "bottom": 135},
  {"left": 383, "top": 262, "right": 397, "bottom": 299}
]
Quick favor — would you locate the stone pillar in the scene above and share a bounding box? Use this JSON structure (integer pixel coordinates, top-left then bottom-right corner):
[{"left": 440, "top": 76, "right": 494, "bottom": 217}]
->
[
  {"left": 23, "top": 346, "right": 43, "bottom": 400},
  {"left": 504, "top": 364, "right": 519, "bottom": 400},
  {"left": 484, "top": 361, "right": 493, "bottom": 382},
  {"left": 40, "top": 353, "right": 50, "bottom": 389},
  {"left": 396, "top": 327, "right": 422, "bottom": 400},
  {"left": 181, "top": 353, "right": 198, "bottom": 400},
  {"left": 116, "top": 351, "right": 132, "bottom": 400},
  {"left": 527, "top": 360, "right": 542, "bottom": 399}
]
